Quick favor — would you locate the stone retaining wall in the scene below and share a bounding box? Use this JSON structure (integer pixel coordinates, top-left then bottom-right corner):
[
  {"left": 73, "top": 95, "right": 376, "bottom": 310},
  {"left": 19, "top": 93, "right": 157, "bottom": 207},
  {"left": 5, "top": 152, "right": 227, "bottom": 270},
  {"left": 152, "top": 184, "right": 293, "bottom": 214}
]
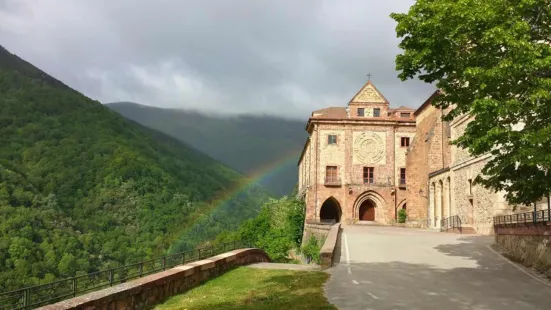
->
[
  {"left": 320, "top": 223, "right": 341, "bottom": 269},
  {"left": 302, "top": 222, "right": 332, "bottom": 243},
  {"left": 495, "top": 223, "right": 551, "bottom": 278},
  {"left": 38, "top": 248, "right": 270, "bottom": 310}
]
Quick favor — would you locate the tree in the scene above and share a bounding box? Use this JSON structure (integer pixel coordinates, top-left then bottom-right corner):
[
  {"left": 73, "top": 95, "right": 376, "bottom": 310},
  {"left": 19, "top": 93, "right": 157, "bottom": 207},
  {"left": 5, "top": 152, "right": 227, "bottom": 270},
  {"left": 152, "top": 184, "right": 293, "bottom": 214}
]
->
[{"left": 391, "top": 0, "right": 551, "bottom": 205}]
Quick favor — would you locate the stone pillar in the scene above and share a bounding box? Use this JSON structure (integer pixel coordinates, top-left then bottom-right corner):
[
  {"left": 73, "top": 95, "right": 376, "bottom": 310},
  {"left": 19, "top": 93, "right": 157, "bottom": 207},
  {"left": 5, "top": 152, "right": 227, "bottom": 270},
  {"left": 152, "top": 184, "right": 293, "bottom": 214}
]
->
[
  {"left": 429, "top": 183, "right": 435, "bottom": 228},
  {"left": 447, "top": 178, "right": 452, "bottom": 217},
  {"left": 436, "top": 182, "right": 443, "bottom": 229}
]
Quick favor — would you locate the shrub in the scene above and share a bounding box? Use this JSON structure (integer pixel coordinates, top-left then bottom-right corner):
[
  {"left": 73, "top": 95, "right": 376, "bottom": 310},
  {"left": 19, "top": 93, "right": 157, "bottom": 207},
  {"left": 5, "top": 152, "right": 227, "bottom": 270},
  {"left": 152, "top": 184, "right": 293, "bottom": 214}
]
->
[
  {"left": 398, "top": 209, "right": 407, "bottom": 223},
  {"left": 301, "top": 235, "right": 322, "bottom": 265}
]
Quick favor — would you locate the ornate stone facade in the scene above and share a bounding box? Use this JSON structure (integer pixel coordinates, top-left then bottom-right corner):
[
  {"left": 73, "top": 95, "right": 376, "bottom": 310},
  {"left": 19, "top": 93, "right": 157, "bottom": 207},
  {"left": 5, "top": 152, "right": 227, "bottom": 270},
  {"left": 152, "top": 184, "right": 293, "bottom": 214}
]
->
[
  {"left": 298, "top": 81, "right": 416, "bottom": 225},
  {"left": 299, "top": 84, "right": 517, "bottom": 235}
]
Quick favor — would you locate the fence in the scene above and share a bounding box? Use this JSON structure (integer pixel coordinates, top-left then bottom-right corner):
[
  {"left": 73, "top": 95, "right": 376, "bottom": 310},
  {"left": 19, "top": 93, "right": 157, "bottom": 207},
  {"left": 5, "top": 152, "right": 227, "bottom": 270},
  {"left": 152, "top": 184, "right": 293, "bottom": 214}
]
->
[
  {"left": 493, "top": 209, "right": 550, "bottom": 226},
  {"left": 0, "top": 240, "right": 252, "bottom": 310},
  {"left": 441, "top": 215, "right": 462, "bottom": 231}
]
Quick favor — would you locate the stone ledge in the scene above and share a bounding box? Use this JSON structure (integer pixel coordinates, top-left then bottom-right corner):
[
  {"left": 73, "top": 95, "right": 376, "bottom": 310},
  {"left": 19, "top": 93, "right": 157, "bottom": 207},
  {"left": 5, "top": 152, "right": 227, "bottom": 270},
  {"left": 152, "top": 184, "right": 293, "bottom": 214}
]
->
[
  {"left": 495, "top": 222, "right": 551, "bottom": 236},
  {"left": 37, "top": 248, "right": 270, "bottom": 310},
  {"left": 320, "top": 223, "right": 341, "bottom": 270}
]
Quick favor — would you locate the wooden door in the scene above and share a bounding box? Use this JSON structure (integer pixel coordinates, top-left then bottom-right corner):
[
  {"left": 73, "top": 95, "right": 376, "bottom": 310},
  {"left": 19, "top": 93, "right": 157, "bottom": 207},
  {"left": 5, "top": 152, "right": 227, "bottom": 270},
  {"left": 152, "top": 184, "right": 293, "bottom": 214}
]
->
[{"left": 359, "top": 202, "right": 375, "bottom": 221}]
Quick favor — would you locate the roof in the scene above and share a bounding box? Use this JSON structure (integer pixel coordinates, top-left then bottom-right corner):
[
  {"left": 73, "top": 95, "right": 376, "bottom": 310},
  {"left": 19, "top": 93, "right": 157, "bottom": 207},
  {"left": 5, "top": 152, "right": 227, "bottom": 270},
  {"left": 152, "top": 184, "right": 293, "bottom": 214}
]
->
[
  {"left": 414, "top": 90, "right": 441, "bottom": 116},
  {"left": 311, "top": 107, "right": 348, "bottom": 119},
  {"left": 396, "top": 106, "right": 415, "bottom": 111}
]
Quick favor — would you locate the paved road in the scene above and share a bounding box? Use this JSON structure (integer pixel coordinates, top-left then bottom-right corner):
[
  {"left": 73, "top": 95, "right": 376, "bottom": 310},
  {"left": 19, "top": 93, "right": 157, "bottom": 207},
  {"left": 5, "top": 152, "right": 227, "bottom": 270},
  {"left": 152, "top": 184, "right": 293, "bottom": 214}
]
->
[{"left": 325, "top": 225, "right": 551, "bottom": 310}]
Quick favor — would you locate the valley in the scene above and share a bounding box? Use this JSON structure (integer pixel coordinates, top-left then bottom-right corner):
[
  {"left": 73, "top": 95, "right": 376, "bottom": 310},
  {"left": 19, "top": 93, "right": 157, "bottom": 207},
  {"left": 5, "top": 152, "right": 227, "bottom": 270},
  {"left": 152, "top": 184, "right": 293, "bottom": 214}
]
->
[
  {"left": 0, "top": 46, "right": 270, "bottom": 292},
  {"left": 107, "top": 102, "right": 307, "bottom": 197}
]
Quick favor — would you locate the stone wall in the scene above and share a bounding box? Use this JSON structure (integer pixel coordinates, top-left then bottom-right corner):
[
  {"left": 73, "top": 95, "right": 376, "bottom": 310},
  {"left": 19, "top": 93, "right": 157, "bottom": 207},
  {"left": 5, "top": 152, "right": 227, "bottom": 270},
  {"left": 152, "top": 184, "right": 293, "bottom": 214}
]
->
[
  {"left": 302, "top": 222, "right": 332, "bottom": 243},
  {"left": 38, "top": 249, "right": 270, "bottom": 310},
  {"left": 451, "top": 157, "right": 501, "bottom": 235},
  {"left": 405, "top": 102, "right": 449, "bottom": 222},
  {"left": 495, "top": 223, "right": 551, "bottom": 278}
]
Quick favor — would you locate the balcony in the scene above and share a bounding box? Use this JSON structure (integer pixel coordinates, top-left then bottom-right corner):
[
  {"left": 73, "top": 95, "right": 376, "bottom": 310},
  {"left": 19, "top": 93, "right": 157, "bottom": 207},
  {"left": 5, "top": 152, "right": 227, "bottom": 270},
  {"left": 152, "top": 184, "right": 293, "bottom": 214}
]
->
[{"left": 324, "top": 177, "right": 342, "bottom": 187}]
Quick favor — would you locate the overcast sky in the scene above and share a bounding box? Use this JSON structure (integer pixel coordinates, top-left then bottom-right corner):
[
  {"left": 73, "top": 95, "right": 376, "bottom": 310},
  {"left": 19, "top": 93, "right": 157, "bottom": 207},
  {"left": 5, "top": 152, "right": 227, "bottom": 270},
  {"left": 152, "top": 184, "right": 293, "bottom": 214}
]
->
[{"left": 0, "top": 0, "right": 435, "bottom": 119}]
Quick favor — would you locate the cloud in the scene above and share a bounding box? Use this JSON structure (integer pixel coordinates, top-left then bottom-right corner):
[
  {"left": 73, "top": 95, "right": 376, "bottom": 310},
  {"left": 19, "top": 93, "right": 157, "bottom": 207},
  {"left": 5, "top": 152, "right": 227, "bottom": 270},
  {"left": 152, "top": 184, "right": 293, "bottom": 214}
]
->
[{"left": 0, "top": 0, "right": 435, "bottom": 119}]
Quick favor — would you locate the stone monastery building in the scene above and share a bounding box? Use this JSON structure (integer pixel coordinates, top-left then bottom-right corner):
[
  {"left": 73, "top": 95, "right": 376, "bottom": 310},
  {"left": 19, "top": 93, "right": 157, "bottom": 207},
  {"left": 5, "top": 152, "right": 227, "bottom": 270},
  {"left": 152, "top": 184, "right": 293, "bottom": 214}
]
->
[{"left": 298, "top": 80, "right": 512, "bottom": 235}]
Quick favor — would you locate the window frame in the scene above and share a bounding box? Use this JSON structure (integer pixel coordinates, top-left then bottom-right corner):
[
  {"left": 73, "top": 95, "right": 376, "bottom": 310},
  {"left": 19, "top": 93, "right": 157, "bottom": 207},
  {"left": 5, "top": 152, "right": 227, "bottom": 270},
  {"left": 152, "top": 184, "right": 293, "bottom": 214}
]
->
[
  {"left": 328, "top": 134, "right": 337, "bottom": 145},
  {"left": 400, "top": 137, "right": 410, "bottom": 147},
  {"left": 326, "top": 166, "right": 338, "bottom": 182},
  {"left": 363, "top": 167, "right": 374, "bottom": 184},
  {"left": 400, "top": 112, "right": 411, "bottom": 118},
  {"left": 399, "top": 168, "right": 407, "bottom": 185},
  {"left": 373, "top": 108, "right": 381, "bottom": 117},
  {"left": 357, "top": 108, "right": 365, "bottom": 117}
]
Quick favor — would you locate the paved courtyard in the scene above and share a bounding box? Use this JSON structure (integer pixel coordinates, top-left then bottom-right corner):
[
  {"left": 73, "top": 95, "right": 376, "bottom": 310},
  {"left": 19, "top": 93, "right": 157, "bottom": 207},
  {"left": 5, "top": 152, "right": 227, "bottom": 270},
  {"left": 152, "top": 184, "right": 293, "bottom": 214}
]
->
[{"left": 325, "top": 225, "right": 551, "bottom": 310}]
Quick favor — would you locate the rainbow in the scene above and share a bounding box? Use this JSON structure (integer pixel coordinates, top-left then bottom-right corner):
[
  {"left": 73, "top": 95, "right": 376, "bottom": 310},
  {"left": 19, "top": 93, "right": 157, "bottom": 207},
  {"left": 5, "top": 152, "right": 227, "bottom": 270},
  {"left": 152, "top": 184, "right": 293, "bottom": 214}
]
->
[
  {"left": 168, "top": 149, "right": 302, "bottom": 253},
  {"left": 209, "top": 148, "right": 302, "bottom": 205}
]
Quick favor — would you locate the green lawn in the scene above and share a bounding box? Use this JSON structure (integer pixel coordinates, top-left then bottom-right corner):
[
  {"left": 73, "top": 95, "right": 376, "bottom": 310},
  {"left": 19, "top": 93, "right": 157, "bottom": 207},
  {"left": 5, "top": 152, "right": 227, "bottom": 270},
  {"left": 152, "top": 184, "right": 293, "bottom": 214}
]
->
[{"left": 156, "top": 267, "right": 336, "bottom": 310}]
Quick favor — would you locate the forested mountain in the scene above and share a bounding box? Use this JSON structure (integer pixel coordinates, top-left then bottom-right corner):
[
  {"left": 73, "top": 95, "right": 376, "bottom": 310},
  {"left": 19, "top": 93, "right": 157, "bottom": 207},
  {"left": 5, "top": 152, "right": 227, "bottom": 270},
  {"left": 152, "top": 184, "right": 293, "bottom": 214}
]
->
[
  {"left": 0, "top": 45, "right": 269, "bottom": 291},
  {"left": 107, "top": 102, "right": 308, "bottom": 196}
]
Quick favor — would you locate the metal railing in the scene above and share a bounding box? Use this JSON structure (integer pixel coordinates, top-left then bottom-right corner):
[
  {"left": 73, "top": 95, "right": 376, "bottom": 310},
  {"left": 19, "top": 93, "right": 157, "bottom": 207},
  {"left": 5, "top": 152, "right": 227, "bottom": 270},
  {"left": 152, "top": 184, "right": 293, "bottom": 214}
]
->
[
  {"left": 440, "top": 215, "right": 462, "bottom": 231},
  {"left": 493, "top": 209, "right": 550, "bottom": 226},
  {"left": 0, "top": 240, "right": 252, "bottom": 310}
]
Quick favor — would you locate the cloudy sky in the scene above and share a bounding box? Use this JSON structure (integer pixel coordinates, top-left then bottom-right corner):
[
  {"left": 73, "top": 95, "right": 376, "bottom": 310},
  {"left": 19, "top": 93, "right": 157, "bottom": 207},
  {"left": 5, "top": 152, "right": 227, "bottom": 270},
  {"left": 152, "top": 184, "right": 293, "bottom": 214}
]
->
[{"left": 0, "top": 0, "right": 435, "bottom": 119}]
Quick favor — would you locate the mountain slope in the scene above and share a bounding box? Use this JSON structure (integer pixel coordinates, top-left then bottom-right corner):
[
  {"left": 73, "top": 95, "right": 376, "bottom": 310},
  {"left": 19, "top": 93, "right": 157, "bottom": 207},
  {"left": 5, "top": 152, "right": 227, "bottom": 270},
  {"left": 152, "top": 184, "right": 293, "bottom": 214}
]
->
[
  {"left": 0, "top": 46, "right": 268, "bottom": 291},
  {"left": 106, "top": 102, "right": 308, "bottom": 196}
]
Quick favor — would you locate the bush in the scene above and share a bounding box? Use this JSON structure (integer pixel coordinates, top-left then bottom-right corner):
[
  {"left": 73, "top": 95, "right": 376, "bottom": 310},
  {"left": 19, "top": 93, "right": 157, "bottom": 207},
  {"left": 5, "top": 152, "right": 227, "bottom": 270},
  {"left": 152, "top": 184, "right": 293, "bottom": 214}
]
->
[
  {"left": 301, "top": 236, "right": 322, "bottom": 265},
  {"left": 398, "top": 209, "right": 407, "bottom": 223},
  {"left": 214, "top": 195, "right": 306, "bottom": 263}
]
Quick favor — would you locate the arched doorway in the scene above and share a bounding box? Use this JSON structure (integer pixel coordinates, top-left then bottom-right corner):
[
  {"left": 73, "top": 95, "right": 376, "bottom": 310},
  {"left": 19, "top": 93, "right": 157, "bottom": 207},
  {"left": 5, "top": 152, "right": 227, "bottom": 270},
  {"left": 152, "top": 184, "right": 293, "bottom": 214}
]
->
[
  {"left": 359, "top": 200, "right": 376, "bottom": 221},
  {"left": 353, "top": 191, "right": 386, "bottom": 223},
  {"left": 319, "top": 197, "right": 342, "bottom": 223}
]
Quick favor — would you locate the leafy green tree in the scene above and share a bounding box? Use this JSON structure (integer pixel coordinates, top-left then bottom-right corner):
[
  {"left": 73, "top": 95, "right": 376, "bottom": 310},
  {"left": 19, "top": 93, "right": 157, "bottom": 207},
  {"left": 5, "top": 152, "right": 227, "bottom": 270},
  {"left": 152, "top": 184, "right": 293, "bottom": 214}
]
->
[
  {"left": 58, "top": 254, "right": 77, "bottom": 276},
  {"left": 215, "top": 195, "right": 306, "bottom": 262},
  {"left": 391, "top": 0, "right": 551, "bottom": 205}
]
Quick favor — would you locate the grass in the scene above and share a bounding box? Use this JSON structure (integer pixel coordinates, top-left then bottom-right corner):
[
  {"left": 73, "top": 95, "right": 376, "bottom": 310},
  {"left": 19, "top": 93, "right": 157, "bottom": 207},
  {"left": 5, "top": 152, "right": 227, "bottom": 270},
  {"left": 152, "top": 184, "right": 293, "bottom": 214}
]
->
[{"left": 155, "top": 267, "right": 337, "bottom": 310}]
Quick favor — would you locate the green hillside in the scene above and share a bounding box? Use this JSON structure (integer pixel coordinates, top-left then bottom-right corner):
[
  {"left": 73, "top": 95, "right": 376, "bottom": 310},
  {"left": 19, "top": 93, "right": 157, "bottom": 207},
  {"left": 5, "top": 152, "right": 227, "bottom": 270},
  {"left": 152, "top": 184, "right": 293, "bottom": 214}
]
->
[
  {"left": 106, "top": 102, "right": 307, "bottom": 196},
  {"left": 0, "top": 46, "right": 269, "bottom": 291}
]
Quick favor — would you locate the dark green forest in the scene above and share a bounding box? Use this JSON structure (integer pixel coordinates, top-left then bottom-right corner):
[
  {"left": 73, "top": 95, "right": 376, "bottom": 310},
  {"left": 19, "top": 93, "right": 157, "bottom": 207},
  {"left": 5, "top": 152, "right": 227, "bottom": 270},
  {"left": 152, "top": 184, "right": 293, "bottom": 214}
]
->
[
  {"left": 107, "top": 102, "right": 307, "bottom": 196},
  {"left": 0, "top": 46, "right": 269, "bottom": 291}
]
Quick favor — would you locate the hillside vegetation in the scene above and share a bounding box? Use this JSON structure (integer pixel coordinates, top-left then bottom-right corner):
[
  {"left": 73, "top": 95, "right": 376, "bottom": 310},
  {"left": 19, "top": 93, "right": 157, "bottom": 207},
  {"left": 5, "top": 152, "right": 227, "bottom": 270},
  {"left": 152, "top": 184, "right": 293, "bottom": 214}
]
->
[
  {"left": 214, "top": 192, "right": 308, "bottom": 263},
  {"left": 0, "top": 46, "right": 269, "bottom": 291},
  {"left": 107, "top": 102, "right": 307, "bottom": 196}
]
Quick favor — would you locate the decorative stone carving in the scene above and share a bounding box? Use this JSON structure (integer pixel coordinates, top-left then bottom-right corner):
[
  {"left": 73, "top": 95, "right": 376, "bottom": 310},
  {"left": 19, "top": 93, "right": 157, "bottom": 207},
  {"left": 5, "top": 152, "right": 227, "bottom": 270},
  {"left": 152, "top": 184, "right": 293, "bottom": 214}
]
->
[
  {"left": 352, "top": 84, "right": 386, "bottom": 103},
  {"left": 354, "top": 132, "right": 385, "bottom": 164}
]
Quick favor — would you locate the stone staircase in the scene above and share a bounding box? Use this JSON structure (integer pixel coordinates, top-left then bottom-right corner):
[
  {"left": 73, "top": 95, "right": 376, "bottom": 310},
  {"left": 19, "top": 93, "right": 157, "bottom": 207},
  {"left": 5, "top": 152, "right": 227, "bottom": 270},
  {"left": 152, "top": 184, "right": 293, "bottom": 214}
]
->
[
  {"left": 440, "top": 215, "right": 477, "bottom": 234},
  {"left": 441, "top": 225, "right": 477, "bottom": 234}
]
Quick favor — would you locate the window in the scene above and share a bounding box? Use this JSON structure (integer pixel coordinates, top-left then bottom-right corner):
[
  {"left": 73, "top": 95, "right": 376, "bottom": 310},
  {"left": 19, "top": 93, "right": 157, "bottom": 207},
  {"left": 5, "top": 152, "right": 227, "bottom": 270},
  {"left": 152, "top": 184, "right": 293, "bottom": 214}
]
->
[
  {"left": 357, "top": 108, "right": 365, "bottom": 117},
  {"left": 400, "top": 112, "right": 411, "bottom": 118},
  {"left": 373, "top": 108, "right": 380, "bottom": 117},
  {"left": 328, "top": 135, "right": 337, "bottom": 145},
  {"left": 401, "top": 137, "right": 410, "bottom": 147},
  {"left": 400, "top": 168, "right": 406, "bottom": 185},
  {"left": 363, "top": 167, "right": 374, "bottom": 184},
  {"left": 326, "top": 166, "right": 338, "bottom": 182}
]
